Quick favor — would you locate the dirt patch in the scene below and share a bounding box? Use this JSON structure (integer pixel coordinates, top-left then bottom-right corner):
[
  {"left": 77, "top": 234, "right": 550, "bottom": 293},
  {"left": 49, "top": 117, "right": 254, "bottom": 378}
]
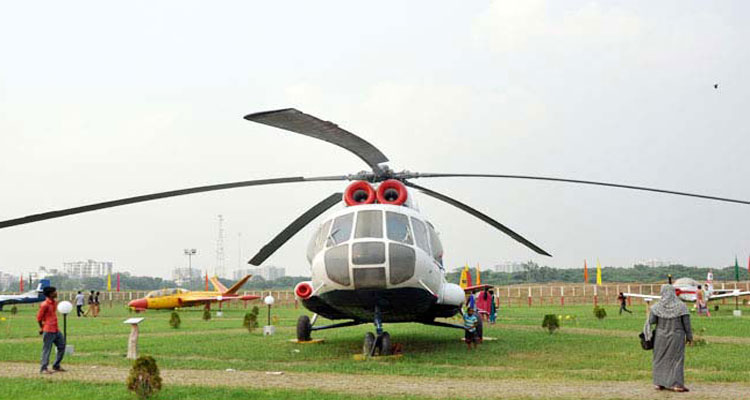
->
[{"left": 2, "top": 361, "right": 748, "bottom": 399}]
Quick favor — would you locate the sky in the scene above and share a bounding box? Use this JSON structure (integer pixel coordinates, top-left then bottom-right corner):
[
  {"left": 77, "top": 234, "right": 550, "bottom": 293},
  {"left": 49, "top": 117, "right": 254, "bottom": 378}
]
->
[{"left": 1, "top": 1, "right": 749, "bottom": 279}]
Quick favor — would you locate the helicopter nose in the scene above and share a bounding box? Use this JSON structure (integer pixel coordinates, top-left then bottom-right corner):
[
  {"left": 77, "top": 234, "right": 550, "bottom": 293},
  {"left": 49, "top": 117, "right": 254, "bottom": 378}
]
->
[{"left": 128, "top": 299, "right": 147, "bottom": 309}]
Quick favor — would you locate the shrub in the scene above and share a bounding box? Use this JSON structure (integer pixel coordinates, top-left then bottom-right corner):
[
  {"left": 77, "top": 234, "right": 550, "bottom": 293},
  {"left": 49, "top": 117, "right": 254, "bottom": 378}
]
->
[
  {"left": 10, "top": 306, "right": 18, "bottom": 315},
  {"left": 126, "top": 356, "right": 162, "bottom": 399},
  {"left": 202, "top": 308, "right": 211, "bottom": 321},
  {"left": 168, "top": 311, "right": 181, "bottom": 329},
  {"left": 243, "top": 307, "right": 259, "bottom": 333},
  {"left": 593, "top": 306, "right": 607, "bottom": 320},
  {"left": 714, "top": 305, "right": 720, "bottom": 312},
  {"left": 542, "top": 314, "right": 560, "bottom": 334}
]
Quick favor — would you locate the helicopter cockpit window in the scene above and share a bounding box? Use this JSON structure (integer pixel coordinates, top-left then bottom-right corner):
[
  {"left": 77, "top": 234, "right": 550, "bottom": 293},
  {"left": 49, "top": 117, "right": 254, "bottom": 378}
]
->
[
  {"left": 427, "top": 223, "right": 444, "bottom": 266},
  {"left": 307, "top": 220, "right": 332, "bottom": 262},
  {"left": 326, "top": 213, "right": 353, "bottom": 247},
  {"left": 410, "top": 217, "right": 430, "bottom": 253},
  {"left": 325, "top": 244, "right": 351, "bottom": 286},
  {"left": 354, "top": 210, "right": 383, "bottom": 239},
  {"left": 386, "top": 212, "right": 413, "bottom": 245}
]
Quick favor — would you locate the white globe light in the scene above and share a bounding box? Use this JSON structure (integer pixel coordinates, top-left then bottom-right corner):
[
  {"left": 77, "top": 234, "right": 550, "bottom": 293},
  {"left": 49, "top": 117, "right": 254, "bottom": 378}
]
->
[
  {"left": 217, "top": 295, "right": 223, "bottom": 302},
  {"left": 57, "top": 301, "right": 73, "bottom": 315},
  {"left": 264, "top": 295, "right": 275, "bottom": 306}
]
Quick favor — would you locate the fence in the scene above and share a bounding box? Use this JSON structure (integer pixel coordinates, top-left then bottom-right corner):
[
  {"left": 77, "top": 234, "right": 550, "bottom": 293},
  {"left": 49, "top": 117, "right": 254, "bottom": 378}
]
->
[{"left": 493, "top": 281, "right": 750, "bottom": 307}]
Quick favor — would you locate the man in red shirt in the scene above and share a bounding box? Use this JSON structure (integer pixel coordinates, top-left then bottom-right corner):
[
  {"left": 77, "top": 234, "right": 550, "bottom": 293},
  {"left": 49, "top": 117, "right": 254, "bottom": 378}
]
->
[{"left": 37, "top": 286, "right": 65, "bottom": 374}]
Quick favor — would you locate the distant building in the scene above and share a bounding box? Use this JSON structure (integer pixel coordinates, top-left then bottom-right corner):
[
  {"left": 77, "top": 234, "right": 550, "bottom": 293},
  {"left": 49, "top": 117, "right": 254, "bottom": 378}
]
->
[
  {"left": 172, "top": 267, "right": 201, "bottom": 287},
  {"left": 233, "top": 265, "right": 286, "bottom": 281},
  {"left": 63, "top": 260, "right": 113, "bottom": 278},
  {"left": 38, "top": 266, "right": 60, "bottom": 278},
  {"left": 491, "top": 261, "right": 526, "bottom": 273},
  {"left": 0, "top": 271, "right": 16, "bottom": 291}
]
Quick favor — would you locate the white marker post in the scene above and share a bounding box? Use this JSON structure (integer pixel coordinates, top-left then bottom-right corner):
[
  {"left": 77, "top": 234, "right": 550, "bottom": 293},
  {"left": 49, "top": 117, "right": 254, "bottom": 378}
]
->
[
  {"left": 57, "top": 301, "right": 73, "bottom": 355},
  {"left": 123, "top": 317, "right": 145, "bottom": 359},
  {"left": 263, "top": 295, "right": 275, "bottom": 336}
]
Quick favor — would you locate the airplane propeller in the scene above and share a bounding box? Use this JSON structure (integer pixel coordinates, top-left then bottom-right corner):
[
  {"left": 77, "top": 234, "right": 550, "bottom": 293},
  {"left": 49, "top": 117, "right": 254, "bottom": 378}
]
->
[{"left": 1, "top": 108, "right": 749, "bottom": 266}]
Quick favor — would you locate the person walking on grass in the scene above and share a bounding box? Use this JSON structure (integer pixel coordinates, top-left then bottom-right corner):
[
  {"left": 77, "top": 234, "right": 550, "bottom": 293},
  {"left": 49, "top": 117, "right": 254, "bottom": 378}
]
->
[
  {"left": 84, "top": 290, "right": 94, "bottom": 317},
  {"left": 74, "top": 291, "right": 84, "bottom": 317},
  {"left": 463, "top": 307, "right": 479, "bottom": 350},
  {"left": 489, "top": 290, "right": 497, "bottom": 324},
  {"left": 37, "top": 286, "right": 66, "bottom": 374},
  {"left": 644, "top": 284, "right": 692, "bottom": 393},
  {"left": 93, "top": 291, "right": 100, "bottom": 317},
  {"left": 618, "top": 292, "right": 632, "bottom": 315}
]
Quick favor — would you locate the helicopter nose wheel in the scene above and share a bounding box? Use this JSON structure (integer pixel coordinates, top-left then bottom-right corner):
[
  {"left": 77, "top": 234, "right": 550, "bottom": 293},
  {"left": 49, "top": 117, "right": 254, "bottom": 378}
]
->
[
  {"left": 296, "top": 315, "right": 312, "bottom": 342},
  {"left": 363, "top": 331, "right": 391, "bottom": 356}
]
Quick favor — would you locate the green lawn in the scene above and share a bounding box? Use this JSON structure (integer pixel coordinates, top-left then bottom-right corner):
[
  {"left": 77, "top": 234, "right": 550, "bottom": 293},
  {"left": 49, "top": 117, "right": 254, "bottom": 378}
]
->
[{"left": 2, "top": 302, "right": 749, "bottom": 398}]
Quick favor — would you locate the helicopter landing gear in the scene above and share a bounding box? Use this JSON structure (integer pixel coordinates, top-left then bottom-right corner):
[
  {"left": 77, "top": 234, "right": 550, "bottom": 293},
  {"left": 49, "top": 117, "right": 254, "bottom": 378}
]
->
[{"left": 362, "top": 305, "right": 392, "bottom": 356}]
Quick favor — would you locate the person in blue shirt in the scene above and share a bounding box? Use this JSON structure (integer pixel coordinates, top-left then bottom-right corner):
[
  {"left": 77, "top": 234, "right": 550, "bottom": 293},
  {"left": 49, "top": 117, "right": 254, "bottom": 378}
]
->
[{"left": 463, "top": 307, "right": 478, "bottom": 350}]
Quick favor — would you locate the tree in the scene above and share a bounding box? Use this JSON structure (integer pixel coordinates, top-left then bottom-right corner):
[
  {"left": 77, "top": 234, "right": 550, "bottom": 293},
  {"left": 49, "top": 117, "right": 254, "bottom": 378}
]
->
[{"left": 126, "top": 356, "right": 162, "bottom": 399}]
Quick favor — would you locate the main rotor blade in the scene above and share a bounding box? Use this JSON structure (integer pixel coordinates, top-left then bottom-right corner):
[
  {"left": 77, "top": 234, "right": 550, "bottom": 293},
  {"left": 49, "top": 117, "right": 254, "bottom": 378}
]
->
[
  {"left": 245, "top": 109, "right": 389, "bottom": 175},
  {"left": 403, "top": 181, "right": 551, "bottom": 256},
  {"left": 409, "top": 173, "right": 750, "bottom": 206},
  {"left": 0, "top": 175, "right": 347, "bottom": 230},
  {"left": 248, "top": 192, "right": 343, "bottom": 266}
]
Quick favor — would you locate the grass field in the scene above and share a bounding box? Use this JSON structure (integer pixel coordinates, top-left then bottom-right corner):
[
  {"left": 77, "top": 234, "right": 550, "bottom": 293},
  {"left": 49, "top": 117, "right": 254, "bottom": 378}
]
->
[{"left": 1, "top": 301, "right": 749, "bottom": 399}]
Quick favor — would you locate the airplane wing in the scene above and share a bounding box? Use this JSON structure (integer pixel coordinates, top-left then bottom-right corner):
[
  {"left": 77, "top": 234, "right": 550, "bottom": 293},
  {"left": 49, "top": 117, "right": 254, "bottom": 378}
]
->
[
  {"left": 708, "top": 290, "right": 750, "bottom": 301},
  {"left": 463, "top": 284, "right": 493, "bottom": 293},
  {"left": 179, "top": 294, "right": 224, "bottom": 306},
  {"left": 623, "top": 293, "right": 661, "bottom": 301}
]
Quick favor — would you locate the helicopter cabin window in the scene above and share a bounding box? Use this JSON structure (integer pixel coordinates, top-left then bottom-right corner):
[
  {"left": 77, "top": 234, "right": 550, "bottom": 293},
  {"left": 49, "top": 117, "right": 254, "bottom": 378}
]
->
[
  {"left": 410, "top": 217, "right": 430, "bottom": 253},
  {"left": 324, "top": 244, "right": 351, "bottom": 286},
  {"left": 352, "top": 242, "right": 386, "bottom": 265},
  {"left": 386, "top": 212, "right": 413, "bottom": 245},
  {"left": 354, "top": 210, "right": 383, "bottom": 239},
  {"left": 307, "top": 220, "right": 332, "bottom": 262},
  {"left": 326, "top": 213, "right": 353, "bottom": 247},
  {"left": 389, "top": 243, "right": 415, "bottom": 285},
  {"left": 427, "top": 223, "right": 444, "bottom": 266}
]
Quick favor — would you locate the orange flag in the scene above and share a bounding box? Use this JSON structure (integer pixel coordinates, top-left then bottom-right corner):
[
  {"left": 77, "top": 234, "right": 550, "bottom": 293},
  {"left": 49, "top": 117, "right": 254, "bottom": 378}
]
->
[
  {"left": 583, "top": 260, "right": 589, "bottom": 283},
  {"left": 205, "top": 271, "right": 209, "bottom": 291}
]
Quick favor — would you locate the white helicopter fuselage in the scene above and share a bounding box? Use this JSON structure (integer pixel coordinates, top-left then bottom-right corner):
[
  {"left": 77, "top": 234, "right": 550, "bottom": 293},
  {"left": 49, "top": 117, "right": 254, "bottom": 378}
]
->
[{"left": 296, "top": 194, "right": 464, "bottom": 323}]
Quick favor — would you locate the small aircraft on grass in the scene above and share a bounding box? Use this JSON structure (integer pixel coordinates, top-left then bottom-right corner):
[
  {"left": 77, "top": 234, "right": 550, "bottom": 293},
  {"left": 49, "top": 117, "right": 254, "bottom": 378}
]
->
[
  {"left": 0, "top": 279, "right": 50, "bottom": 311},
  {"left": 624, "top": 277, "right": 750, "bottom": 303},
  {"left": 1, "top": 108, "right": 749, "bottom": 355},
  {"left": 127, "top": 275, "right": 258, "bottom": 311}
]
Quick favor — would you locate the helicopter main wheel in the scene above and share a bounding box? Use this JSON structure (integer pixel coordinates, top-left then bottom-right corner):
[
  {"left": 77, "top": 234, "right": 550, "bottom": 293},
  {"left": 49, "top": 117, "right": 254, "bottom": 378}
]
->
[
  {"left": 379, "top": 332, "right": 392, "bottom": 356},
  {"left": 296, "top": 315, "right": 312, "bottom": 342},
  {"left": 363, "top": 332, "right": 376, "bottom": 356}
]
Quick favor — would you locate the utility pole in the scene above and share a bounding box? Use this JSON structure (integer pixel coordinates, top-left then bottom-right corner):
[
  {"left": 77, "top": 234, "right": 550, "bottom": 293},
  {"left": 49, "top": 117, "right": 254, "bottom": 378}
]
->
[{"left": 216, "top": 215, "right": 226, "bottom": 279}]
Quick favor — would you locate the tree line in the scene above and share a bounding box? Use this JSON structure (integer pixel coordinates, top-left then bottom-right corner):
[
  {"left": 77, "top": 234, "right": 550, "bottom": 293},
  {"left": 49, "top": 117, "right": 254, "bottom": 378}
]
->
[{"left": 446, "top": 262, "right": 749, "bottom": 285}]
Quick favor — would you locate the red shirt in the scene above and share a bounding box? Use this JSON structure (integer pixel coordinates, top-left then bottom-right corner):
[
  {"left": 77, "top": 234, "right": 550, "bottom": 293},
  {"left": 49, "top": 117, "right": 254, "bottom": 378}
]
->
[{"left": 36, "top": 298, "right": 59, "bottom": 333}]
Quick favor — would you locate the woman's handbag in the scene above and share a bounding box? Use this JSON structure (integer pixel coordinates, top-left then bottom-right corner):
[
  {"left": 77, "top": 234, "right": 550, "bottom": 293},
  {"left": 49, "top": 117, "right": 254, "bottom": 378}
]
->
[{"left": 639, "top": 330, "right": 655, "bottom": 350}]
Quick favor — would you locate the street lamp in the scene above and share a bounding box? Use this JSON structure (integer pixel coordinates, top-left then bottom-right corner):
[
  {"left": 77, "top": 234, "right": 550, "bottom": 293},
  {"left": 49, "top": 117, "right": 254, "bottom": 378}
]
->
[
  {"left": 263, "top": 294, "right": 275, "bottom": 336},
  {"left": 184, "top": 249, "right": 197, "bottom": 289},
  {"left": 57, "top": 301, "right": 73, "bottom": 354}
]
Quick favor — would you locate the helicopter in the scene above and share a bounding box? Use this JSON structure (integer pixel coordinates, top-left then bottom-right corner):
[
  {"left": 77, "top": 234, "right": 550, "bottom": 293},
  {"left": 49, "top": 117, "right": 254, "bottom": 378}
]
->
[{"left": 1, "top": 108, "right": 748, "bottom": 356}]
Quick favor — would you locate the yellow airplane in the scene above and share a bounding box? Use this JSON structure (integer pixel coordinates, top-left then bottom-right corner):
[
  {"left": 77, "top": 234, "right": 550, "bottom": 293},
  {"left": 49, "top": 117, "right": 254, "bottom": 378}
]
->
[{"left": 127, "top": 274, "right": 259, "bottom": 311}]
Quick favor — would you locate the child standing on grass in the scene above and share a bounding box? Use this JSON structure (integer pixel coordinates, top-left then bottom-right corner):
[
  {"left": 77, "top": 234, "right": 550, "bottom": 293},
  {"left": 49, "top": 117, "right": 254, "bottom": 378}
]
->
[
  {"left": 463, "top": 307, "right": 478, "bottom": 350},
  {"left": 37, "top": 286, "right": 65, "bottom": 374}
]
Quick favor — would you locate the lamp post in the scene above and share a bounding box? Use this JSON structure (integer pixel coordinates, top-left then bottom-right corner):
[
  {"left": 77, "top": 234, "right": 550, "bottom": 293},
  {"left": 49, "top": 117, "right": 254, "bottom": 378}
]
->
[
  {"left": 263, "top": 294, "right": 275, "bottom": 336},
  {"left": 57, "top": 301, "right": 73, "bottom": 354},
  {"left": 184, "top": 249, "right": 197, "bottom": 289}
]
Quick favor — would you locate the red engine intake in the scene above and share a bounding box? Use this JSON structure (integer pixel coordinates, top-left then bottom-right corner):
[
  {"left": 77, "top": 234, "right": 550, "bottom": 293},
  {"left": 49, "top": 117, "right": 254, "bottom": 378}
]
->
[
  {"left": 295, "top": 281, "right": 313, "bottom": 299},
  {"left": 376, "top": 179, "right": 408, "bottom": 205},
  {"left": 344, "top": 181, "right": 376, "bottom": 206}
]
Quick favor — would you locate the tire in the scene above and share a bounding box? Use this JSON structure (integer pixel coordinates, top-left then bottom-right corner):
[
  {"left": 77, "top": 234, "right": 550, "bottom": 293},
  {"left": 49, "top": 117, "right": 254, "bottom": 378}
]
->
[
  {"left": 363, "top": 332, "right": 376, "bottom": 356},
  {"left": 296, "top": 315, "right": 312, "bottom": 342},
  {"left": 380, "top": 332, "right": 392, "bottom": 356}
]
